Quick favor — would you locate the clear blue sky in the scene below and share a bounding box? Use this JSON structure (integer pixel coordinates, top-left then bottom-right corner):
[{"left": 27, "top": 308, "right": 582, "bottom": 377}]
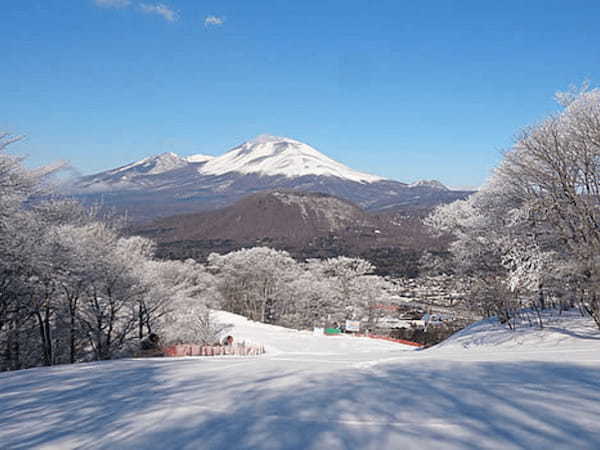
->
[{"left": 3, "top": 0, "right": 600, "bottom": 188}]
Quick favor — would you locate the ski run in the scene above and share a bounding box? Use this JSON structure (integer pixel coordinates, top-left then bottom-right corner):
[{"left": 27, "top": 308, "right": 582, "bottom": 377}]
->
[{"left": 1, "top": 310, "right": 599, "bottom": 449}]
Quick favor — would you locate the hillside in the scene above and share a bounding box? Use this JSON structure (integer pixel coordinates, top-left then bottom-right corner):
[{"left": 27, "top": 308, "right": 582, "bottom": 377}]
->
[
  {"left": 136, "top": 190, "right": 371, "bottom": 245},
  {"left": 132, "top": 190, "right": 450, "bottom": 276},
  {"left": 1, "top": 311, "right": 599, "bottom": 449}
]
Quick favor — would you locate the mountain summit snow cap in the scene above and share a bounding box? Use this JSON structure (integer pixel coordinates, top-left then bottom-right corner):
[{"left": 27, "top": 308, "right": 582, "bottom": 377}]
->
[
  {"left": 198, "top": 134, "right": 385, "bottom": 183},
  {"left": 247, "top": 134, "right": 297, "bottom": 145}
]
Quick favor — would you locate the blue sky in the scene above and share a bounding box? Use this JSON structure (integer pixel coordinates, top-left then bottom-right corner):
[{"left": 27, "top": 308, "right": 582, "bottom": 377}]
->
[{"left": 3, "top": 0, "right": 600, "bottom": 188}]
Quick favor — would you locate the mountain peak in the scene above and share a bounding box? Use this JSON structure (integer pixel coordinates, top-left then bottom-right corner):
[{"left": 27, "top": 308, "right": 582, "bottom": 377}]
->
[
  {"left": 249, "top": 134, "right": 298, "bottom": 145},
  {"left": 158, "top": 151, "right": 179, "bottom": 158},
  {"left": 198, "top": 135, "right": 385, "bottom": 183},
  {"left": 107, "top": 151, "right": 186, "bottom": 176}
]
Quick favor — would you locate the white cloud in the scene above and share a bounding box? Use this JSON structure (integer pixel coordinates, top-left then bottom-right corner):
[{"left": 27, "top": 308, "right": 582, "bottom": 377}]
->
[
  {"left": 139, "top": 3, "right": 178, "bottom": 22},
  {"left": 94, "top": 0, "right": 131, "bottom": 7},
  {"left": 204, "top": 15, "right": 225, "bottom": 27}
]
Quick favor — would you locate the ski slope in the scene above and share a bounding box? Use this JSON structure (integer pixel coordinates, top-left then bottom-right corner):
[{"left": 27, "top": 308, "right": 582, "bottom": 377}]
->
[
  {"left": 211, "top": 310, "right": 412, "bottom": 355},
  {"left": 1, "top": 311, "right": 599, "bottom": 449}
]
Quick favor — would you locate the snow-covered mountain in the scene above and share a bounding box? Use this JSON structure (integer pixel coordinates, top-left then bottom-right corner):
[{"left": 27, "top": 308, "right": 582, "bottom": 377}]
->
[
  {"left": 68, "top": 135, "right": 472, "bottom": 221},
  {"left": 75, "top": 135, "right": 385, "bottom": 191},
  {"left": 73, "top": 152, "right": 195, "bottom": 191},
  {"left": 198, "top": 134, "right": 384, "bottom": 183},
  {"left": 108, "top": 152, "right": 188, "bottom": 176}
]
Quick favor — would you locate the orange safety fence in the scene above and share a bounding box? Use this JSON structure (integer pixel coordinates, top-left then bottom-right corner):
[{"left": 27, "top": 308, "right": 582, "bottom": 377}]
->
[
  {"left": 163, "top": 343, "right": 266, "bottom": 357},
  {"left": 354, "top": 333, "right": 424, "bottom": 347}
]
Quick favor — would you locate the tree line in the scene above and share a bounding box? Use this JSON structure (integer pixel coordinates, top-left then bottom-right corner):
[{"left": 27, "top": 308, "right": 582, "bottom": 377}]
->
[
  {"left": 426, "top": 86, "right": 600, "bottom": 330},
  {"left": 207, "top": 248, "right": 394, "bottom": 330},
  {"left": 0, "top": 134, "right": 219, "bottom": 370}
]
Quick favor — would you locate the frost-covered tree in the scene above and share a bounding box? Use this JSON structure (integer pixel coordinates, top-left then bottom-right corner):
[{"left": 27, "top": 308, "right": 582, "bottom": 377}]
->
[
  {"left": 277, "top": 268, "right": 336, "bottom": 329},
  {"left": 0, "top": 133, "right": 34, "bottom": 216},
  {"left": 351, "top": 275, "right": 395, "bottom": 329},
  {"left": 54, "top": 224, "right": 141, "bottom": 360},
  {"left": 426, "top": 173, "right": 554, "bottom": 325},
  {"left": 206, "top": 248, "right": 392, "bottom": 329},
  {"left": 152, "top": 259, "right": 223, "bottom": 345},
  {"left": 306, "top": 256, "right": 376, "bottom": 322},
  {"left": 208, "top": 247, "right": 297, "bottom": 323},
  {"left": 1, "top": 133, "right": 228, "bottom": 369},
  {"left": 427, "top": 86, "right": 600, "bottom": 329},
  {"left": 0, "top": 133, "right": 46, "bottom": 369},
  {"left": 495, "top": 87, "right": 600, "bottom": 327},
  {"left": 161, "top": 308, "right": 232, "bottom": 346}
]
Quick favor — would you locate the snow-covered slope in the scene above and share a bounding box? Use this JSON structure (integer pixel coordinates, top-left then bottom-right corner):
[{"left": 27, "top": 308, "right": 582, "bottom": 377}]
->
[
  {"left": 108, "top": 152, "right": 189, "bottom": 176},
  {"left": 431, "top": 309, "right": 600, "bottom": 355},
  {"left": 73, "top": 152, "right": 194, "bottom": 191},
  {"left": 212, "top": 310, "right": 408, "bottom": 354},
  {"left": 1, "top": 311, "right": 599, "bottom": 449},
  {"left": 185, "top": 154, "right": 215, "bottom": 163},
  {"left": 198, "top": 134, "right": 385, "bottom": 183}
]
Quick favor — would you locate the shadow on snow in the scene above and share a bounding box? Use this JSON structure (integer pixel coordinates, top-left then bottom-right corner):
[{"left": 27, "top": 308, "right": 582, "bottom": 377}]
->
[{"left": 1, "top": 358, "right": 599, "bottom": 449}]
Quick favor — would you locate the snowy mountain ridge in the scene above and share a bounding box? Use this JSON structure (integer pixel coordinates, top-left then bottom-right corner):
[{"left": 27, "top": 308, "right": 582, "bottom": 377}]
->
[
  {"left": 108, "top": 152, "right": 189, "bottom": 176},
  {"left": 68, "top": 135, "right": 471, "bottom": 221}
]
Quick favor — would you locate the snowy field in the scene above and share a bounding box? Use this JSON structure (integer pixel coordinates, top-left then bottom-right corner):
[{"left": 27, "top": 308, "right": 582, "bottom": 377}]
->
[{"left": 1, "top": 311, "right": 600, "bottom": 449}]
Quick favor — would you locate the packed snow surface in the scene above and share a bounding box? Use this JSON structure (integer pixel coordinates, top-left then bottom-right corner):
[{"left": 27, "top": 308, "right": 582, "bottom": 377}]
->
[
  {"left": 198, "top": 134, "right": 385, "bottom": 183},
  {"left": 1, "top": 310, "right": 599, "bottom": 449},
  {"left": 211, "top": 310, "right": 405, "bottom": 354}
]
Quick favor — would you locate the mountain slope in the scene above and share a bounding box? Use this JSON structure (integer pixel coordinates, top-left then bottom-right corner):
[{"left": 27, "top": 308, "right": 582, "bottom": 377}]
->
[
  {"left": 136, "top": 190, "right": 372, "bottom": 244},
  {"left": 74, "top": 152, "right": 198, "bottom": 191},
  {"left": 132, "top": 190, "right": 451, "bottom": 276}
]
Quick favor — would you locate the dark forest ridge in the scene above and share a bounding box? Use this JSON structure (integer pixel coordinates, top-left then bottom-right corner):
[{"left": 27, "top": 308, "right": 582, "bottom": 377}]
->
[{"left": 132, "top": 190, "right": 451, "bottom": 277}]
